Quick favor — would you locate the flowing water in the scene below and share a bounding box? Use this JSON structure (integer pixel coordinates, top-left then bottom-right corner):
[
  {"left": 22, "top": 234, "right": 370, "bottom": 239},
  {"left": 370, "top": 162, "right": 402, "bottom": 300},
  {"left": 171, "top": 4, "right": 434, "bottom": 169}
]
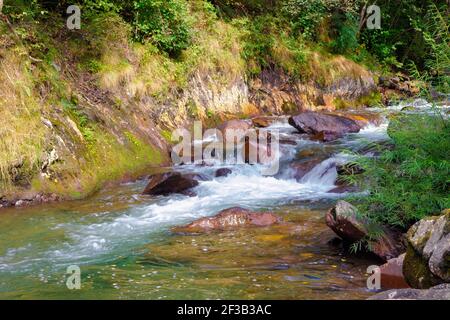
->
[{"left": 0, "top": 105, "right": 425, "bottom": 300}]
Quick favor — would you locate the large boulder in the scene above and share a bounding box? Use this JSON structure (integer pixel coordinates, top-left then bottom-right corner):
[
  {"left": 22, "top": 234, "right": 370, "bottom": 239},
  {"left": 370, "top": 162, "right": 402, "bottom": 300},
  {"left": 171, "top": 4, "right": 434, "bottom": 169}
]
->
[
  {"left": 326, "top": 201, "right": 405, "bottom": 261},
  {"left": 403, "top": 210, "right": 450, "bottom": 289},
  {"left": 368, "top": 284, "right": 450, "bottom": 300},
  {"left": 143, "top": 172, "right": 199, "bottom": 196},
  {"left": 288, "top": 112, "right": 361, "bottom": 141},
  {"left": 172, "top": 207, "right": 281, "bottom": 234}
]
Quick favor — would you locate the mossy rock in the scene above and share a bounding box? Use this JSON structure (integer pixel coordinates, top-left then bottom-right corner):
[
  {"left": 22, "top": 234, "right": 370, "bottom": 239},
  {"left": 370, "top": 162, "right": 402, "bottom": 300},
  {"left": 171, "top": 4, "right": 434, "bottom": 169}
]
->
[
  {"left": 403, "top": 245, "right": 443, "bottom": 289},
  {"left": 403, "top": 211, "right": 450, "bottom": 288}
]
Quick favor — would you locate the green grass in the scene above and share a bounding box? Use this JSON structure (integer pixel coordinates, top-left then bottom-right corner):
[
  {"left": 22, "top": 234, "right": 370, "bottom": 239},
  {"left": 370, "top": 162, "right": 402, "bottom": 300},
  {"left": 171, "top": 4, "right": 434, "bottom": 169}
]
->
[{"left": 351, "top": 112, "right": 450, "bottom": 229}]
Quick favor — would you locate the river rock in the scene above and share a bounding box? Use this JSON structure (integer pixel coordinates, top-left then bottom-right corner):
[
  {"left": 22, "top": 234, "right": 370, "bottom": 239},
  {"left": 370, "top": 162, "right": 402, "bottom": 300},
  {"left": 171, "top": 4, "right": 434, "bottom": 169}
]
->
[
  {"left": 326, "top": 201, "right": 367, "bottom": 242},
  {"left": 217, "top": 119, "right": 252, "bottom": 140},
  {"left": 289, "top": 158, "right": 324, "bottom": 181},
  {"left": 143, "top": 172, "right": 199, "bottom": 196},
  {"left": 251, "top": 116, "right": 280, "bottom": 128},
  {"left": 403, "top": 210, "right": 450, "bottom": 289},
  {"left": 310, "top": 131, "right": 343, "bottom": 142},
  {"left": 288, "top": 112, "right": 361, "bottom": 141},
  {"left": 326, "top": 201, "right": 405, "bottom": 261},
  {"left": 171, "top": 207, "right": 281, "bottom": 234},
  {"left": 368, "top": 284, "right": 450, "bottom": 300},
  {"left": 380, "top": 254, "right": 410, "bottom": 289},
  {"left": 215, "top": 168, "right": 232, "bottom": 178}
]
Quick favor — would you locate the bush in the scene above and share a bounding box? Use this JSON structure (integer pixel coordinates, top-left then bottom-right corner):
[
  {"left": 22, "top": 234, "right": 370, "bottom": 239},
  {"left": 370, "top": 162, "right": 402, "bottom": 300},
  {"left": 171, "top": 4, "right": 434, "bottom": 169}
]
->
[
  {"left": 281, "top": 0, "right": 327, "bottom": 39},
  {"left": 330, "top": 13, "right": 359, "bottom": 54},
  {"left": 353, "top": 113, "right": 450, "bottom": 229},
  {"left": 133, "top": 0, "right": 192, "bottom": 56}
]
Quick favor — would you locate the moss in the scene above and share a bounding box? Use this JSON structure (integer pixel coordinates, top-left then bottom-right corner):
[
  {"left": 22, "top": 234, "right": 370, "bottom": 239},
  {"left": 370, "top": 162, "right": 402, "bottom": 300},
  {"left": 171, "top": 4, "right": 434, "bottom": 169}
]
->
[
  {"left": 358, "top": 91, "right": 383, "bottom": 108},
  {"left": 403, "top": 245, "right": 442, "bottom": 289},
  {"left": 37, "top": 130, "right": 164, "bottom": 199}
]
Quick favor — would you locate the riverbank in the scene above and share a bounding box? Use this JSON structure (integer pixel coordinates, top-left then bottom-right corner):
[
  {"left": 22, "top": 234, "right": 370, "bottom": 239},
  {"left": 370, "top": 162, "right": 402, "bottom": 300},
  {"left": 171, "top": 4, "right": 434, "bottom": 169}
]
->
[{"left": 1, "top": 1, "right": 401, "bottom": 206}]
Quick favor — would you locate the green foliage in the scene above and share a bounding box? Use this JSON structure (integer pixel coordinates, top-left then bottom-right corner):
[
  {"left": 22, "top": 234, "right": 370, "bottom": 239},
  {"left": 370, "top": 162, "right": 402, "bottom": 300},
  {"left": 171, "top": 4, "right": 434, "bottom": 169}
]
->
[
  {"left": 353, "top": 114, "right": 450, "bottom": 229},
  {"left": 133, "top": 0, "right": 192, "bottom": 56},
  {"left": 360, "top": 0, "right": 449, "bottom": 73},
  {"left": 240, "top": 15, "right": 276, "bottom": 75},
  {"left": 330, "top": 13, "right": 359, "bottom": 54},
  {"left": 281, "top": 0, "right": 327, "bottom": 40},
  {"left": 409, "top": 3, "right": 450, "bottom": 94},
  {"left": 208, "top": 0, "right": 277, "bottom": 17}
]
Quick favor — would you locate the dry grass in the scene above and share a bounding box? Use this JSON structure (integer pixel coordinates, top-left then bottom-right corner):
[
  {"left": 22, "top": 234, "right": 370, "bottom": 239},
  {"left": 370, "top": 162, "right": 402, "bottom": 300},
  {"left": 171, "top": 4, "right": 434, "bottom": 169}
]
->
[{"left": 0, "top": 50, "right": 47, "bottom": 191}]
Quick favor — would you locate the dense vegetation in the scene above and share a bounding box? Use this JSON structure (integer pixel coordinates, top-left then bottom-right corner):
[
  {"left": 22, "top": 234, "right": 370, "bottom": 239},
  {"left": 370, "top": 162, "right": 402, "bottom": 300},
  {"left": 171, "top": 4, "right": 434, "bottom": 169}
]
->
[
  {"left": 354, "top": 113, "right": 449, "bottom": 229},
  {"left": 351, "top": 2, "right": 449, "bottom": 230},
  {"left": 0, "top": 0, "right": 448, "bottom": 230}
]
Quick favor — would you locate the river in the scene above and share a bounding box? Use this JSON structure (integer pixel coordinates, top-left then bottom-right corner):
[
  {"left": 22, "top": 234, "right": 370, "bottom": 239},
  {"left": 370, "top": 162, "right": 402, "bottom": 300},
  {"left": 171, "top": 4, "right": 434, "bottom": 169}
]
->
[{"left": 1, "top": 101, "right": 444, "bottom": 300}]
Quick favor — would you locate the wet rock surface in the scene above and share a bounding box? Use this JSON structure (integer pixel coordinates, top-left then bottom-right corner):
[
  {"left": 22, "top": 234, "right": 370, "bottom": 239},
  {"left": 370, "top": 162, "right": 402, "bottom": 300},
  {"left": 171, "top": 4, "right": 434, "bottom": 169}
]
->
[
  {"left": 0, "top": 192, "right": 61, "bottom": 209},
  {"left": 403, "top": 210, "right": 450, "bottom": 288},
  {"left": 215, "top": 168, "right": 232, "bottom": 178},
  {"left": 368, "top": 284, "right": 450, "bottom": 300},
  {"left": 288, "top": 112, "right": 361, "bottom": 141},
  {"left": 326, "top": 201, "right": 405, "bottom": 261},
  {"left": 251, "top": 116, "right": 281, "bottom": 128},
  {"left": 380, "top": 254, "right": 410, "bottom": 289},
  {"left": 143, "top": 172, "right": 200, "bottom": 196},
  {"left": 171, "top": 207, "right": 281, "bottom": 234}
]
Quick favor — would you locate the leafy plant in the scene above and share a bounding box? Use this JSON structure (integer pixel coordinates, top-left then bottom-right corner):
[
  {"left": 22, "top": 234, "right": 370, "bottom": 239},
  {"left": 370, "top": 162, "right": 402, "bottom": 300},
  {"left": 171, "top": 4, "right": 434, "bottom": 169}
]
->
[
  {"left": 281, "top": 0, "right": 327, "bottom": 40},
  {"left": 133, "top": 0, "right": 192, "bottom": 57},
  {"left": 353, "top": 114, "right": 450, "bottom": 229}
]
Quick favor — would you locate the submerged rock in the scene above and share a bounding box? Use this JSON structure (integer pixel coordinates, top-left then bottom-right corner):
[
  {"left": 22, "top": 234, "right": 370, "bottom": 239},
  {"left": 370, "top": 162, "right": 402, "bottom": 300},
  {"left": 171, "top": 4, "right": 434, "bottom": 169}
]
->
[
  {"left": 288, "top": 112, "right": 361, "bottom": 141},
  {"left": 310, "top": 131, "right": 343, "bottom": 142},
  {"left": 368, "top": 284, "right": 450, "bottom": 300},
  {"left": 403, "top": 210, "right": 450, "bottom": 289},
  {"left": 326, "top": 201, "right": 405, "bottom": 261},
  {"left": 142, "top": 172, "right": 199, "bottom": 196},
  {"left": 171, "top": 207, "right": 281, "bottom": 234}
]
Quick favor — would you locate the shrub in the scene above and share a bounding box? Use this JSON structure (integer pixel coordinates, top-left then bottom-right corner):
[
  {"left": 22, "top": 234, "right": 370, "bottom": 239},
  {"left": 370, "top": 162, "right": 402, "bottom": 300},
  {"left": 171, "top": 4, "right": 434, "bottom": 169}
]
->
[
  {"left": 353, "top": 113, "right": 450, "bottom": 229},
  {"left": 281, "top": 0, "right": 327, "bottom": 39},
  {"left": 330, "top": 13, "right": 359, "bottom": 54},
  {"left": 133, "top": 0, "right": 192, "bottom": 57}
]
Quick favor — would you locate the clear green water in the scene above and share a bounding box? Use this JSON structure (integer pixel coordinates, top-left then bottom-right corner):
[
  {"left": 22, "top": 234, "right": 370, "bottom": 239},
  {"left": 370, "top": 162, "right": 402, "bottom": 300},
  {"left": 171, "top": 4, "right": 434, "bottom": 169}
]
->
[
  {"left": 0, "top": 182, "right": 377, "bottom": 300},
  {"left": 0, "top": 119, "right": 389, "bottom": 300}
]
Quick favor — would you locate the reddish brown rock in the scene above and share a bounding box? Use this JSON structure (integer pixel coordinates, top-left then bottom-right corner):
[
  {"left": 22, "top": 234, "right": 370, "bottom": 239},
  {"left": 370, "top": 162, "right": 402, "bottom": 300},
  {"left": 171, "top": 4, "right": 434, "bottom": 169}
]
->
[
  {"left": 171, "top": 207, "right": 281, "bottom": 234},
  {"left": 326, "top": 201, "right": 405, "bottom": 261},
  {"left": 143, "top": 172, "right": 199, "bottom": 196},
  {"left": 251, "top": 116, "right": 280, "bottom": 128},
  {"left": 288, "top": 112, "right": 361, "bottom": 140},
  {"left": 326, "top": 201, "right": 367, "bottom": 243},
  {"left": 310, "top": 131, "right": 343, "bottom": 142},
  {"left": 380, "top": 254, "right": 410, "bottom": 289},
  {"left": 289, "top": 158, "right": 324, "bottom": 181}
]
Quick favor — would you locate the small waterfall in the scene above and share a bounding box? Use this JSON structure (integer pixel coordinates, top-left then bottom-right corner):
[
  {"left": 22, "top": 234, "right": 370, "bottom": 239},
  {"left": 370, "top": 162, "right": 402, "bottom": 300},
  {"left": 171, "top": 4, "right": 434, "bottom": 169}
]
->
[{"left": 300, "top": 158, "right": 338, "bottom": 186}]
